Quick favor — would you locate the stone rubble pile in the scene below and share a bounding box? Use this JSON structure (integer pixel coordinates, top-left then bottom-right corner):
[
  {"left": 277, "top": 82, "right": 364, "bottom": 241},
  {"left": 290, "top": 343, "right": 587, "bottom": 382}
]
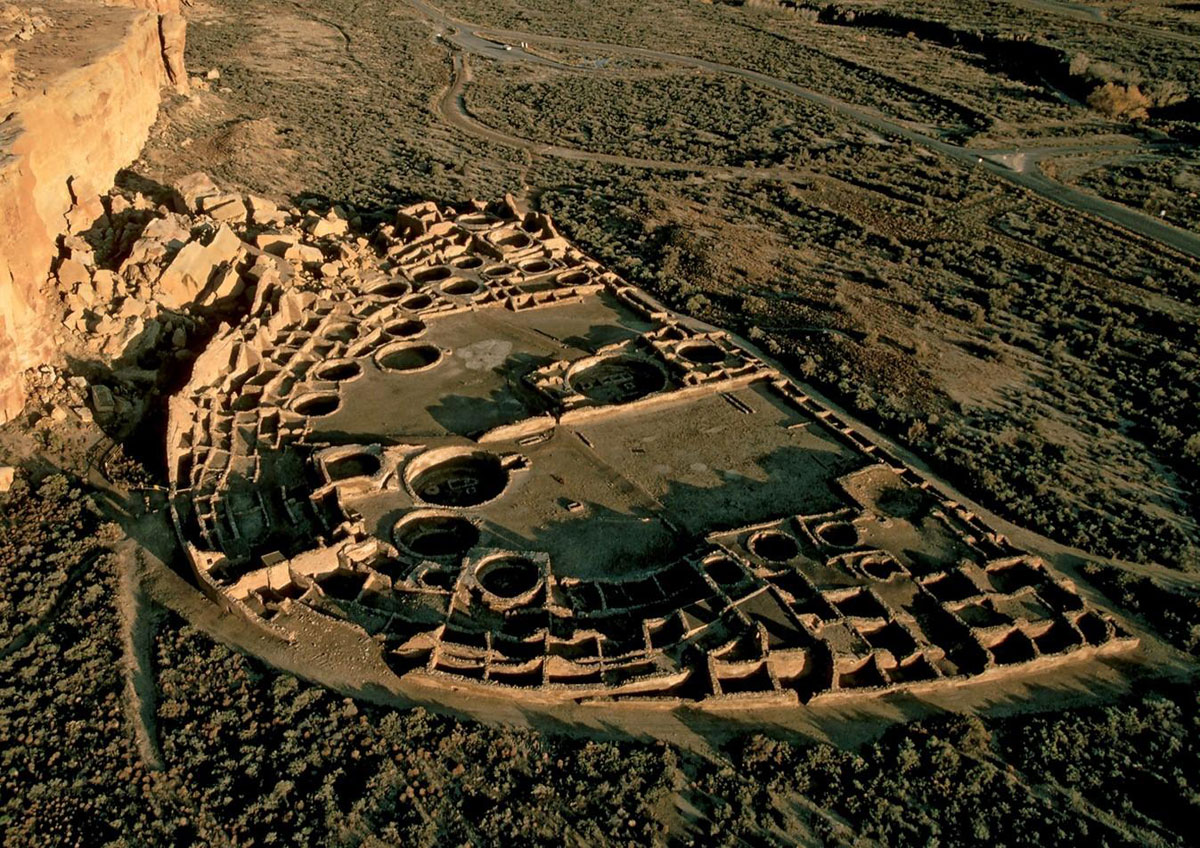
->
[
  {"left": 21, "top": 365, "right": 100, "bottom": 424},
  {"left": 50, "top": 172, "right": 371, "bottom": 364},
  {"left": 11, "top": 359, "right": 148, "bottom": 438},
  {"left": 0, "top": 4, "right": 53, "bottom": 42},
  {"left": 0, "top": 4, "right": 52, "bottom": 103},
  {"left": 38, "top": 173, "right": 531, "bottom": 431}
]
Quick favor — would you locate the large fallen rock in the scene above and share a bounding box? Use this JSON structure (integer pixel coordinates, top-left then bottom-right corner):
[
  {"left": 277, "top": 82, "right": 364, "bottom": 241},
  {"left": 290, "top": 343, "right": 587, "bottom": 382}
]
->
[
  {"left": 157, "top": 225, "right": 245, "bottom": 308},
  {"left": 173, "top": 172, "right": 221, "bottom": 213},
  {"left": 159, "top": 11, "right": 189, "bottom": 93}
]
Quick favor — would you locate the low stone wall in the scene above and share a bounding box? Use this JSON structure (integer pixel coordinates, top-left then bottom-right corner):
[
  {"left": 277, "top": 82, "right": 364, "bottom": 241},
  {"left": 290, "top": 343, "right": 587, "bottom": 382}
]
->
[{"left": 0, "top": 1, "right": 183, "bottom": 421}]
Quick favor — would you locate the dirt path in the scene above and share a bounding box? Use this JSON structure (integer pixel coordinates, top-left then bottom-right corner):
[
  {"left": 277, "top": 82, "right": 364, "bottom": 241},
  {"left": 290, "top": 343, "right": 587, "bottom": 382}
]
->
[
  {"left": 118, "top": 545, "right": 165, "bottom": 771},
  {"left": 411, "top": 0, "right": 1200, "bottom": 262}
]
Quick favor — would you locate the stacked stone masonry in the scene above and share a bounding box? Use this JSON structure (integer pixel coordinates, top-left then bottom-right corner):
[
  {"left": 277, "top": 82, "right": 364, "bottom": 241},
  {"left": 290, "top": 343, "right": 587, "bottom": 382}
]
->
[{"left": 166, "top": 199, "right": 1137, "bottom": 707}]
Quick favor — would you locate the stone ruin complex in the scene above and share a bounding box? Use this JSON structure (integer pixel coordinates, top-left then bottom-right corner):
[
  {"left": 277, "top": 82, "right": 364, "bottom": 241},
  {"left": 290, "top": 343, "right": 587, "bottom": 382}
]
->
[{"left": 164, "top": 197, "right": 1137, "bottom": 707}]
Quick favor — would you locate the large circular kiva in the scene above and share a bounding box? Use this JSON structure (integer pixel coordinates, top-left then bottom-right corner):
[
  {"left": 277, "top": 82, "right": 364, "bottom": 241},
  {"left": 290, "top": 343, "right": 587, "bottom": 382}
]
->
[
  {"left": 567, "top": 354, "right": 667, "bottom": 404},
  {"left": 750, "top": 530, "right": 801, "bottom": 563},
  {"left": 476, "top": 555, "right": 540, "bottom": 598},
  {"left": 393, "top": 512, "right": 480, "bottom": 558},
  {"left": 406, "top": 448, "right": 509, "bottom": 507},
  {"left": 375, "top": 342, "right": 442, "bottom": 373}
]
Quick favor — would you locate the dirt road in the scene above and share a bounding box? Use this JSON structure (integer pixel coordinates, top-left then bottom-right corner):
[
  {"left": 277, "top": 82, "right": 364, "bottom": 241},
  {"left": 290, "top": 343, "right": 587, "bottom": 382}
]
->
[
  {"left": 411, "top": 0, "right": 1200, "bottom": 261},
  {"left": 439, "top": 54, "right": 820, "bottom": 182}
]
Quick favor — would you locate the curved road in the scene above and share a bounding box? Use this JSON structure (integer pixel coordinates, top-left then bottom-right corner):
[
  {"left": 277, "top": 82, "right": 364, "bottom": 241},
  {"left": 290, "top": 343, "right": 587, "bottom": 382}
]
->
[
  {"left": 411, "top": 0, "right": 1200, "bottom": 262},
  {"left": 439, "top": 54, "right": 821, "bottom": 182}
]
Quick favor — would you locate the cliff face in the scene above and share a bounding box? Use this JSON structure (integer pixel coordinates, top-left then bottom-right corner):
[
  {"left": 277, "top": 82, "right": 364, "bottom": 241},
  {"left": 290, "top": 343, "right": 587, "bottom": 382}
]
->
[{"left": 0, "top": 1, "right": 185, "bottom": 422}]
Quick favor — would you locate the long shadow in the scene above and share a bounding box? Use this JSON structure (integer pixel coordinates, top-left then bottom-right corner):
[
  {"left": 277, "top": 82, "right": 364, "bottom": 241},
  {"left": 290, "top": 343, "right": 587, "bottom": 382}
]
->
[
  {"left": 425, "top": 350, "right": 555, "bottom": 436},
  {"left": 513, "top": 442, "right": 852, "bottom": 568}
]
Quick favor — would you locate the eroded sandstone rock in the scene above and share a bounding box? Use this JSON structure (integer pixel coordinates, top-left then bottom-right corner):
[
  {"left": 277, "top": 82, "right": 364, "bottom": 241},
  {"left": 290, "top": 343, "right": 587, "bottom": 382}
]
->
[
  {"left": 159, "top": 11, "right": 188, "bottom": 93},
  {"left": 173, "top": 172, "right": 220, "bottom": 214},
  {"left": 0, "top": 48, "right": 14, "bottom": 105},
  {"left": 0, "top": 0, "right": 189, "bottom": 421}
]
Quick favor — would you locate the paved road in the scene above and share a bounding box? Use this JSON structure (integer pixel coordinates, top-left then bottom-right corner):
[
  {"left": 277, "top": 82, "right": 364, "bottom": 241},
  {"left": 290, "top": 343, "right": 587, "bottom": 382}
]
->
[{"left": 410, "top": 0, "right": 1200, "bottom": 261}]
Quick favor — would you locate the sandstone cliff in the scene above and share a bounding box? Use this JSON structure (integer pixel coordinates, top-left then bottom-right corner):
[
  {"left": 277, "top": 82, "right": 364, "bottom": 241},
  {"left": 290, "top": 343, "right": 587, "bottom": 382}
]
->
[{"left": 0, "top": 0, "right": 185, "bottom": 422}]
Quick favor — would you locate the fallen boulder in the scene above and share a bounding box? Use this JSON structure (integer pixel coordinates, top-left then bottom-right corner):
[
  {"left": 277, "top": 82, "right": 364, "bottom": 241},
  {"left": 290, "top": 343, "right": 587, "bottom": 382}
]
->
[{"left": 157, "top": 224, "right": 244, "bottom": 309}]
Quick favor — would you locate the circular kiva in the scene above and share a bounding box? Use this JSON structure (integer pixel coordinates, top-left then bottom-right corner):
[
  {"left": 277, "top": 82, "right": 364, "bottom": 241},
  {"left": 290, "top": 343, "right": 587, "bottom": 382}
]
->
[
  {"left": 816, "top": 521, "right": 860, "bottom": 549},
  {"left": 375, "top": 342, "right": 442, "bottom": 373},
  {"left": 412, "top": 265, "right": 453, "bottom": 284},
  {"left": 519, "top": 258, "right": 552, "bottom": 274},
  {"left": 703, "top": 555, "right": 743, "bottom": 587},
  {"left": 567, "top": 354, "right": 667, "bottom": 404},
  {"left": 749, "top": 530, "right": 801, "bottom": 563},
  {"left": 555, "top": 269, "right": 590, "bottom": 286},
  {"left": 291, "top": 391, "right": 341, "bottom": 417},
  {"left": 495, "top": 230, "right": 532, "bottom": 250},
  {"left": 364, "top": 277, "right": 410, "bottom": 298},
  {"left": 323, "top": 322, "right": 356, "bottom": 343},
  {"left": 313, "top": 359, "right": 362, "bottom": 382},
  {"left": 678, "top": 340, "right": 728, "bottom": 365},
  {"left": 368, "top": 557, "right": 409, "bottom": 581},
  {"left": 383, "top": 318, "right": 426, "bottom": 339},
  {"left": 455, "top": 212, "right": 500, "bottom": 229},
  {"left": 475, "top": 555, "right": 541, "bottom": 600},
  {"left": 440, "top": 278, "right": 481, "bottom": 297},
  {"left": 483, "top": 263, "right": 516, "bottom": 278},
  {"left": 405, "top": 448, "right": 510, "bottom": 508},
  {"left": 323, "top": 450, "right": 381, "bottom": 482},
  {"left": 451, "top": 254, "right": 483, "bottom": 269},
  {"left": 393, "top": 511, "right": 481, "bottom": 559},
  {"left": 400, "top": 292, "right": 434, "bottom": 310}
]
